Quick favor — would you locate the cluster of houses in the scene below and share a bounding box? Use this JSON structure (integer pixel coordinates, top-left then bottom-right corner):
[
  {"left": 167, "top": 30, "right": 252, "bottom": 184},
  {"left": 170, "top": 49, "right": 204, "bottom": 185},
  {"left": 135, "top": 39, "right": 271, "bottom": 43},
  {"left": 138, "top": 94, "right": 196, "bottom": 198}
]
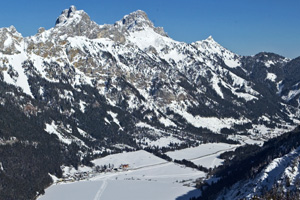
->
[
  {"left": 94, "top": 163, "right": 130, "bottom": 173},
  {"left": 57, "top": 163, "right": 130, "bottom": 183}
]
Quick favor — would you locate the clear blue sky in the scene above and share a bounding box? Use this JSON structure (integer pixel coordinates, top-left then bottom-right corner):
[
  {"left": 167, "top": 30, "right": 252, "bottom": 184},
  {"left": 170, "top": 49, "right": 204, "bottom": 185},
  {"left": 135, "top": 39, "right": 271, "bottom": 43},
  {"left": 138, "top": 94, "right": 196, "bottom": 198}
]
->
[{"left": 1, "top": 0, "right": 299, "bottom": 58}]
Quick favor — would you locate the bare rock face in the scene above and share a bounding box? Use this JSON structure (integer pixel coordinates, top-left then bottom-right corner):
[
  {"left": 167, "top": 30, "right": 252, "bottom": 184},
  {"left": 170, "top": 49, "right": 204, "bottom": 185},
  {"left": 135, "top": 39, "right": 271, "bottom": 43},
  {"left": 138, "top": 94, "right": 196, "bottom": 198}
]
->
[
  {"left": 38, "top": 27, "right": 45, "bottom": 34},
  {"left": 94, "top": 9, "right": 168, "bottom": 43},
  {"left": 54, "top": 5, "right": 101, "bottom": 39},
  {"left": 27, "top": 7, "right": 167, "bottom": 48},
  {"left": 0, "top": 26, "right": 23, "bottom": 55},
  {"left": 119, "top": 10, "right": 153, "bottom": 31},
  {"left": 97, "top": 25, "right": 126, "bottom": 44},
  {"left": 55, "top": 5, "right": 78, "bottom": 25},
  {"left": 114, "top": 10, "right": 168, "bottom": 37}
]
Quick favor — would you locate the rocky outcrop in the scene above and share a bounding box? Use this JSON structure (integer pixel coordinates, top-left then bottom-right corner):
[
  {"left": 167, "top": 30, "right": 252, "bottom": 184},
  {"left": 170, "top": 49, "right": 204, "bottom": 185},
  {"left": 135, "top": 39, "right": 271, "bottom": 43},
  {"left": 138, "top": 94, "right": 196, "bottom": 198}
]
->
[{"left": 0, "top": 26, "right": 23, "bottom": 55}]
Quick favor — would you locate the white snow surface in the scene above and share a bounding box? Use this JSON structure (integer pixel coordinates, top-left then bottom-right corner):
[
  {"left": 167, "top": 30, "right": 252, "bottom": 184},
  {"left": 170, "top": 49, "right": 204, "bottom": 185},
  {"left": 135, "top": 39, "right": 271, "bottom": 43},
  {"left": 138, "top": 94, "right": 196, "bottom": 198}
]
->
[
  {"left": 79, "top": 100, "right": 86, "bottom": 113},
  {"left": 39, "top": 150, "right": 205, "bottom": 200},
  {"left": 45, "top": 122, "right": 72, "bottom": 145},
  {"left": 211, "top": 74, "right": 224, "bottom": 99},
  {"left": 216, "top": 146, "right": 300, "bottom": 200},
  {"left": 264, "top": 60, "right": 275, "bottom": 68},
  {"left": 143, "top": 136, "right": 183, "bottom": 148},
  {"left": 135, "top": 122, "right": 164, "bottom": 134},
  {"left": 2, "top": 53, "right": 33, "bottom": 97},
  {"left": 282, "top": 87, "right": 300, "bottom": 101},
  {"left": 227, "top": 135, "right": 264, "bottom": 146},
  {"left": 92, "top": 150, "right": 165, "bottom": 168},
  {"left": 265, "top": 73, "right": 277, "bottom": 82},
  {"left": 44, "top": 122, "right": 88, "bottom": 147},
  {"left": 159, "top": 116, "right": 177, "bottom": 127},
  {"left": 107, "top": 111, "right": 123, "bottom": 130},
  {"left": 193, "top": 36, "right": 240, "bottom": 68},
  {"left": 169, "top": 101, "right": 249, "bottom": 133},
  {"left": 166, "top": 143, "right": 239, "bottom": 168},
  {"left": 4, "top": 34, "right": 13, "bottom": 48}
]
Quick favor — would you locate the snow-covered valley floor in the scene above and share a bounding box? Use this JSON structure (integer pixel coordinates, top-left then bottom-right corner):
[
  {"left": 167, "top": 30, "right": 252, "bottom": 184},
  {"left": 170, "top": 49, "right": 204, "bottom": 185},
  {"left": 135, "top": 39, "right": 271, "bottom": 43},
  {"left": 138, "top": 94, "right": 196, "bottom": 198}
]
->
[
  {"left": 38, "top": 143, "right": 242, "bottom": 200},
  {"left": 166, "top": 143, "right": 240, "bottom": 168}
]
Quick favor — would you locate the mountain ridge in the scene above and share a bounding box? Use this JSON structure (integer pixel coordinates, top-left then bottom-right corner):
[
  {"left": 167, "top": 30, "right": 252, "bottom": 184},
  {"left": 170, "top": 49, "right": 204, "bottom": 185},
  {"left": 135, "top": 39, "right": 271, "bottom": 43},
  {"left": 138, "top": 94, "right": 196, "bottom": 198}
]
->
[
  {"left": 0, "top": 6, "right": 300, "bottom": 199},
  {"left": 1, "top": 6, "right": 299, "bottom": 137}
]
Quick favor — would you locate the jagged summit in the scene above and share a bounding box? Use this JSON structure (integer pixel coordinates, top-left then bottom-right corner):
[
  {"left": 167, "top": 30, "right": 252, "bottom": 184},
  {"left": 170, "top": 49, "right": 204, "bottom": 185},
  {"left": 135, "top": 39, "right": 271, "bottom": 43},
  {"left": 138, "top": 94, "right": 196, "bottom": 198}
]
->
[
  {"left": 118, "top": 10, "right": 153, "bottom": 30},
  {"left": 115, "top": 9, "right": 168, "bottom": 37},
  {"left": 55, "top": 5, "right": 79, "bottom": 26},
  {"left": 0, "top": 25, "right": 23, "bottom": 55},
  {"left": 54, "top": 5, "right": 93, "bottom": 29},
  {"left": 0, "top": 25, "right": 22, "bottom": 38},
  {"left": 206, "top": 35, "right": 215, "bottom": 42},
  {"left": 193, "top": 35, "right": 218, "bottom": 46},
  {"left": 50, "top": 6, "right": 167, "bottom": 41},
  {"left": 51, "top": 6, "right": 102, "bottom": 39}
]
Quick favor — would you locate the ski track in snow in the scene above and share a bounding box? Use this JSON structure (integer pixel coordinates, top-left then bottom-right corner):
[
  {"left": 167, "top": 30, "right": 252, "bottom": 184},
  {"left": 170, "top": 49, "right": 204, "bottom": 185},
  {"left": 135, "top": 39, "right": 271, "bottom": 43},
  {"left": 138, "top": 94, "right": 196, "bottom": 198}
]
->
[
  {"left": 188, "top": 146, "right": 237, "bottom": 161},
  {"left": 93, "top": 179, "right": 108, "bottom": 200}
]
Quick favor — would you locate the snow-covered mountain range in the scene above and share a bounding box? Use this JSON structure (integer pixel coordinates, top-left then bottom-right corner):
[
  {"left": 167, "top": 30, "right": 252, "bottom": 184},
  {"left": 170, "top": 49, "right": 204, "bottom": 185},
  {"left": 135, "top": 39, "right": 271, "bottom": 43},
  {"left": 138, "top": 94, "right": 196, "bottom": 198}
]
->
[{"left": 0, "top": 6, "right": 300, "bottom": 199}]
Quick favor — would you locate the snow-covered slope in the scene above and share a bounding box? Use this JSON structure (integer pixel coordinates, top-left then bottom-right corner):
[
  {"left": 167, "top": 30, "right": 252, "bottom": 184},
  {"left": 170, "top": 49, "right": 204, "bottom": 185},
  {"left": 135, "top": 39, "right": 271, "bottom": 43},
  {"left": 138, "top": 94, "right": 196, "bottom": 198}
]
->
[
  {"left": 166, "top": 143, "right": 239, "bottom": 168},
  {"left": 0, "top": 6, "right": 299, "bottom": 145},
  {"left": 38, "top": 150, "right": 204, "bottom": 200},
  {"left": 1, "top": 5, "right": 300, "bottom": 199},
  {"left": 216, "top": 146, "right": 300, "bottom": 200}
]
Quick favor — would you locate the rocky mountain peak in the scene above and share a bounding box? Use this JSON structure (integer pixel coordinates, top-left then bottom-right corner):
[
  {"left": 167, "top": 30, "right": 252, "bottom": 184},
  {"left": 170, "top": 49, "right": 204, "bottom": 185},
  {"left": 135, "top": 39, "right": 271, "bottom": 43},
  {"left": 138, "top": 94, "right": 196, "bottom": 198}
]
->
[
  {"left": 0, "top": 26, "right": 21, "bottom": 37},
  {"left": 206, "top": 35, "right": 215, "bottom": 42},
  {"left": 120, "top": 10, "right": 152, "bottom": 30},
  {"left": 193, "top": 35, "right": 218, "bottom": 46},
  {"left": 52, "top": 6, "right": 102, "bottom": 39},
  {"left": 192, "top": 35, "right": 223, "bottom": 52},
  {"left": 39, "top": 6, "right": 168, "bottom": 42},
  {"left": 115, "top": 10, "right": 168, "bottom": 37},
  {"left": 55, "top": 5, "right": 79, "bottom": 26},
  {"left": 0, "top": 26, "right": 23, "bottom": 55}
]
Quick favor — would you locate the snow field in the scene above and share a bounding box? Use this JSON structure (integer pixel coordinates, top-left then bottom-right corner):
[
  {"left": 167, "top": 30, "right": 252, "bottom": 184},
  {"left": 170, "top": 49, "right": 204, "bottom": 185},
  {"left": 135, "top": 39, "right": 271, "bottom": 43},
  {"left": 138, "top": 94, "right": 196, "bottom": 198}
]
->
[
  {"left": 39, "top": 179, "right": 201, "bottom": 200},
  {"left": 39, "top": 144, "right": 245, "bottom": 200},
  {"left": 39, "top": 150, "right": 205, "bottom": 200},
  {"left": 168, "top": 101, "right": 250, "bottom": 133},
  {"left": 92, "top": 150, "right": 166, "bottom": 169},
  {"left": 166, "top": 143, "right": 240, "bottom": 168}
]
